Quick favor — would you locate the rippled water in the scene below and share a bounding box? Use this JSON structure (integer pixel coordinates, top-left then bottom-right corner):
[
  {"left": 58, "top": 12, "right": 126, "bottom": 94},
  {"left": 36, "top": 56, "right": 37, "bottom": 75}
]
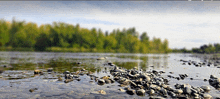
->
[{"left": 0, "top": 52, "right": 219, "bottom": 99}]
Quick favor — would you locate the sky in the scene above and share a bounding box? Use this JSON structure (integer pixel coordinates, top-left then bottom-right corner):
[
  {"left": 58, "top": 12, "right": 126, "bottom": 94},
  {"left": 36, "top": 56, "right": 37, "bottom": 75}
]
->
[{"left": 0, "top": 1, "right": 220, "bottom": 49}]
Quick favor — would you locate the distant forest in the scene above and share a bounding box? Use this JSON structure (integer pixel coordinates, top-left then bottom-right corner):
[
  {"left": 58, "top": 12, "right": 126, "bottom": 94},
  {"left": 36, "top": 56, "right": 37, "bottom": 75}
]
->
[
  {"left": 0, "top": 18, "right": 171, "bottom": 53},
  {"left": 173, "top": 44, "right": 220, "bottom": 54}
]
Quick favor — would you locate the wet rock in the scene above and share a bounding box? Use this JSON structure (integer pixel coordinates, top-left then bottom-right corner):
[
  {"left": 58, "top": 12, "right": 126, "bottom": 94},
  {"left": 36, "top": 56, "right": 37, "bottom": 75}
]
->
[
  {"left": 29, "top": 88, "right": 38, "bottom": 93},
  {"left": 126, "top": 89, "right": 135, "bottom": 95},
  {"left": 136, "top": 89, "right": 145, "bottom": 96},
  {"left": 210, "top": 75, "right": 217, "bottom": 79},
  {"left": 81, "top": 68, "right": 85, "bottom": 71},
  {"left": 34, "top": 70, "right": 42, "bottom": 74},
  {"left": 159, "top": 88, "right": 168, "bottom": 97},
  {"left": 193, "top": 93, "right": 200, "bottom": 99},
  {"left": 139, "top": 74, "right": 151, "bottom": 82},
  {"left": 77, "top": 62, "right": 81, "bottom": 64},
  {"left": 118, "top": 88, "right": 125, "bottom": 92},
  {"left": 104, "top": 79, "right": 111, "bottom": 84},
  {"left": 182, "top": 83, "right": 191, "bottom": 88},
  {"left": 188, "top": 62, "right": 191, "bottom": 65},
  {"left": 143, "top": 83, "right": 150, "bottom": 89},
  {"left": 97, "top": 57, "right": 106, "bottom": 60},
  {"left": 101, "top": 76, "right": 110, "bottom": 80},
  {"left": 209, "top": 77, "right": 220, "bottom": 87},
  {"left": 64, "top": 79, "right": 73, "bottom": 83},
  {"left": 108, "top": 62, "right": 115, "bottom": 66},
  {"left": 47, "top": 68, "right": 53, "bottom": 72},
  {"left": 177, "top": 95, "right": 189, "bottom": 99},
  {"left": 149, "top": 96, "right": 165, "bottom": 99},
  {"left": 58, "top": 77, "right": 63, "bottom": 81},
  {"left": 148, "top": 89, "right": 155, "bottom": 95},
  {"left": 159, "top": 71, "right": 165, "bottom": 74},
  {"left": 162, "top": 84, "right": 168, "bottom": 89},
  {"left": 119, "top": 81, "right": 130, "bottom": 87},
  {"left": 0, "top": 68, "right": 4, "bottom": 74},
  {"left": 183, "top": 87, "right": 192, "bottom": 95},
  {"left": 130, "top": 81, "right": 137, "bottom": 88},
  {"left": 167, "top": 75, "right": 172, "bottom": 78},
  {"left": 76, "top": 78, "right": 81, "bottom": 81},
  {"left": 174, "top": 84, "right": 182, "bottom": 89},
  {"left": 65, "top": 74, "right": 72, "bottom": 79},
  {"left": 203, "top": 93, "right": 212, "bottom": 99},
  {"left": 150, "top": 84, "right": 161, "bottom": 91},
  {"left": 152, "top": 70, "right": 159, "bottom": 75},
  {"left": 109, "top": 78, "right": 115, "bottom": 83},
  {"left": 87, "top": 71, "right": 93, "bottom": 75},
  {"left": 168, "top": 91, "right": 176, "bottom": 98},
  {"left": 78, "top": 72, "right": 84, "bottom": 76},
  {"left": 118, "top": 78, "right": 129, "bottom": 84},
  {"left": 200, "top": 85, "right": 211, "bottom": 92},
  {"left": 98, "top": 79, "right": 105, "bottom": 85},
  {"left": 63, "top": 71, "right": 70, "bottom": 74},
  {"left": 179, "top": 74, "right": 188, "bottom": 79},
  {"left": 73, "top": 75, "right": 79, "bottom": 78},
  {"left": 113, "top": 66, "right": 126, "bottom": 73},
  {"left": 169, "top": 72, "right": 174, "bottom": 74}
]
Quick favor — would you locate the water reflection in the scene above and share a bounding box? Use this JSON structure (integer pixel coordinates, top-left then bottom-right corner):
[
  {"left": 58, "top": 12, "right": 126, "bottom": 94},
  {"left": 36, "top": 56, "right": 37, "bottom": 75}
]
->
[{"left": 0, "top": 52, "right": 171, "bottom": 74}]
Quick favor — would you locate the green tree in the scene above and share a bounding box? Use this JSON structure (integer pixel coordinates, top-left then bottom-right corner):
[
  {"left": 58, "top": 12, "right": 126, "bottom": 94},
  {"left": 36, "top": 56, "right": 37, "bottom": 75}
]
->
[
  {"left": 0, "top": 19, "right": 10, "bottom": 46},
  {"left": 35, "top": 33, "right": 51, "bottom": 51}
]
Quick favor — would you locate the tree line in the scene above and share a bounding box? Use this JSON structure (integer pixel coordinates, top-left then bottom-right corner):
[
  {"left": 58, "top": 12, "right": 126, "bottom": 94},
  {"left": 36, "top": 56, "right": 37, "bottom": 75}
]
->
[
  {"left": 0, "top": 18, "right": 171, "bottom": 53},
  {"left": 172, "top": 43, "right": 220, "bottom": 54}
]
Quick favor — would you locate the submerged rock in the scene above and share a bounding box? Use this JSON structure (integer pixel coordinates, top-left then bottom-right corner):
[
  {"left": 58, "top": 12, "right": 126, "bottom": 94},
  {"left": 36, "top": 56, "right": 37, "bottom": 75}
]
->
[
  {"left": 98, "top": 90, "right": 106, "bottom": 95},
  {"left": 29, "top": 88, "right": 38, "bottom": 93}
]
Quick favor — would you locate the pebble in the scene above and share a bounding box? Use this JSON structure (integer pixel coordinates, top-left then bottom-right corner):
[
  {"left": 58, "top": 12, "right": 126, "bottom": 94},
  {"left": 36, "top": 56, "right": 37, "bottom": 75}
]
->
[
  {"left": 29, "top": 88, "right": 38, "bottom": 93},
  {"left": 203, "top": 94, "right": 212, "bottom": 99},
  {"left": 200, "top": 85, "right": 211, "bottom": 92},
  {"left": 98, "top": 90, "right": 106, "bottom": 95},
  {"left": 118, "top": 88, "right": 125, "bottom": 92},
  {"left": 136, "top": 89, "right": 145, "bottom": 96}
]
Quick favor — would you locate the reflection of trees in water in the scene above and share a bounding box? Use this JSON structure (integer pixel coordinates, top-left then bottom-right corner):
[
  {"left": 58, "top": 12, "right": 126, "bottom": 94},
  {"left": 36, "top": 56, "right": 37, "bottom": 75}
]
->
[
  {"left": 145, "top": 55, "right": 168, "bottom": 70},
  {"left": 114, "top": 62, "right": 138, "bottom": 70},
  {"left": 113, "top": 54, "right": 169, "bottom": 71}
]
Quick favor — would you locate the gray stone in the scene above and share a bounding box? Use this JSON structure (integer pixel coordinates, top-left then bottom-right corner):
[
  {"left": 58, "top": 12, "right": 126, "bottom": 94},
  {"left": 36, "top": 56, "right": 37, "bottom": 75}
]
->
[
  {"left": 136, "top": 89, "right": 145, "bottom": 96},
  {"left": 203, "top": 94, "right": 212, "bottom": 99},
  {"left": 200, "top": 85, "right": 211, "bottom": 92},
  {"left": 183, "top": 87, "right": 192, "bottom": 95},
  {"left": 126, "top": 89, "right": 135, "bottom": 95},
  {"left": 98, "top": 79, "right": 105, "bottom": 85}
]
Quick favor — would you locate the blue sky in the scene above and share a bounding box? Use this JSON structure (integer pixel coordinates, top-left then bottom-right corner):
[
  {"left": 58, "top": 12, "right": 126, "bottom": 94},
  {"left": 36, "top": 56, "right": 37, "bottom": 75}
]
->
[{"left": 0, "top": 1, "right": 220, "bottom": 49}]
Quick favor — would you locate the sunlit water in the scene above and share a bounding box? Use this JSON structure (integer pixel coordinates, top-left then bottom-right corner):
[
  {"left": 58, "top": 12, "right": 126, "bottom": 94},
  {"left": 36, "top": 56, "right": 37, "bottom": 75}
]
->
[{"left": 0, "top": 52, "right": 219, "bottom": 98}]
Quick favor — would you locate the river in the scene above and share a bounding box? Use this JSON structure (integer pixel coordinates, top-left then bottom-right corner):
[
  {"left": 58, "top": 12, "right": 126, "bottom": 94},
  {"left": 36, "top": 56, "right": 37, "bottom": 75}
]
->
[{"left": 0, "top": 52, "right": 219, "bottom": 98}]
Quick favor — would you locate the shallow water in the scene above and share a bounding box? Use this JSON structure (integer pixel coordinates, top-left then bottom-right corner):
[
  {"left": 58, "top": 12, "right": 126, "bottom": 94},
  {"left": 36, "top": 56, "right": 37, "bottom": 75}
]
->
[{"left": 0, "top": 52, "right": 219, "bottom": 99}]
